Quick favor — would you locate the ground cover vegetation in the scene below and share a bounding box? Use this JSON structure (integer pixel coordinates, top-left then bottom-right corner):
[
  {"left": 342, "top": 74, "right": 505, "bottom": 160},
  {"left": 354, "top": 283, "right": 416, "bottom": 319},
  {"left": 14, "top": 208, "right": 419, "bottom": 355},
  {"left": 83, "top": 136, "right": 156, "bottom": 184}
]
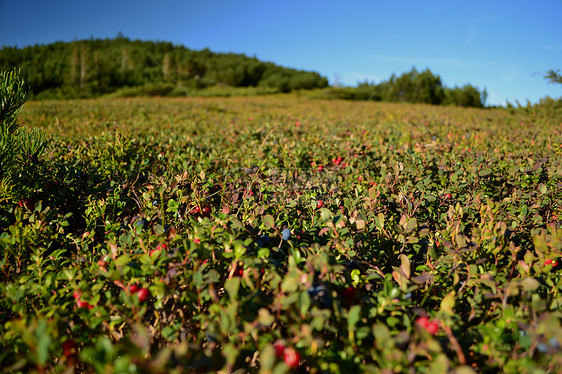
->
[
  {"left": 1, "top": 68, "right": 562, "bottom": 373},
  {"left": 0, "top": 37, "right": 487, "bottom": 107}
]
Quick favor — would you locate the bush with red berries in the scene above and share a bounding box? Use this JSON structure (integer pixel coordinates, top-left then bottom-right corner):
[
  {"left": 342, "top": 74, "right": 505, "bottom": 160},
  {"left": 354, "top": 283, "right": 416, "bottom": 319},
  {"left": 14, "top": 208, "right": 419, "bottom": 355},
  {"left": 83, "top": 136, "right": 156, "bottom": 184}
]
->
[{"left": 1, "top": 95, "right": 561, "bottom": 373}]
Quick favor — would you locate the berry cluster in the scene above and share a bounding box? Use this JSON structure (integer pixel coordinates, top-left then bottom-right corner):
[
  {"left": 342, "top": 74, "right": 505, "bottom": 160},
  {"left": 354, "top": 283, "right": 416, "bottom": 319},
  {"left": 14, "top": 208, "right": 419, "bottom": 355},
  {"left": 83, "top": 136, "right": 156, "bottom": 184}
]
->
[
  {"left": 72, "top": 289, "right": 93, "bottom": 310},
  {"left": 416, "top": 317, "right": 439, "bottom": 335},
  {"left": 274, "top": 341, "right": 300, "bottom": 368},
  {"left": 129, "top": 284, "right": 151, "bottom": 302}
]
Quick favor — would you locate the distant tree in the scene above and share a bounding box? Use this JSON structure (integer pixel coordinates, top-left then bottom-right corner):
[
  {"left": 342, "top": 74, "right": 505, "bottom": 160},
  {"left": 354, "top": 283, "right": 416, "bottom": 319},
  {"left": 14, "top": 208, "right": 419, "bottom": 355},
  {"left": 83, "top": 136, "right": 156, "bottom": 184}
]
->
[
  {"left": 384, "top": 68, "right": 444, "bottom": 104},
  {"left": 443, "top": 84, "right": 487, "bottom": 108}
]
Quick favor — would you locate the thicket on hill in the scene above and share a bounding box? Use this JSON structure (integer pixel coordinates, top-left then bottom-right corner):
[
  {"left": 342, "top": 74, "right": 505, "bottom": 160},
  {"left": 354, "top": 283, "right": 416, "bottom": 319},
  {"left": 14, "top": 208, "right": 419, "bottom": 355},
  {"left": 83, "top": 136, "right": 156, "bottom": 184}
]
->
[
  {"left": 0, "top": 36, "right": 328, "bottom": 99},
  {"left": 328, "top": 67, "right": 488, "bottom": 108}
]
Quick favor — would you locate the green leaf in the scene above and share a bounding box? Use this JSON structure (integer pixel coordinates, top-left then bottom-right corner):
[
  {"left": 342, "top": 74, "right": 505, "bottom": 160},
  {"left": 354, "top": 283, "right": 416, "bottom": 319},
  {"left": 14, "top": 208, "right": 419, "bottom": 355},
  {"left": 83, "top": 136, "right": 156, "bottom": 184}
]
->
[
  {"left": 258, "top": 308, "right": 275, "bottom": 326},
  {"left": 222, "top": 343, "right": 238, "bottom": 367},
  {"left": 230, "top": 218, "right": 244, "bottom": 230},
  {"left": 519, "top": 277, "right": 540, "bottom": 291},
  {"left": 348, "top": 304, "right": 361, "bottom": 330},
  {"left": 234, "top": 241, "right": 247, "bottom": 259},
  {"left": 281, "top": 271, "right": 299, "bottom": 293},
  {"left": 375, "top": 213, "right": 385, "bottom": 230},
  {"left": 440, "top": 292, "right": 455, "bottom": 315},
  {"left": 35, "top": 320, "right": 50, "bottom": 365},
  {"left": 262, "top": 214, "right": 275, "bottom": 229},
  {"left": 257, "top": 247, "right": 270, "bottom": 259},
  {"left": 260, "top": 344, "right": 276, "bottom": 370},
  {"left": 400, "top": 254, "right": 410, "bottom": 279},
  {"left": 454, "top": 366, "right": 476, "bottom": 374},
  {"left": 320, "top": 208, "right": 333, "bottom": 222},
  {"left": 403, "top": 217, "right": 417, "bottom": 233},
  {"left": 478, "top": 168, "right": 492, "bottom": 177},
  {"left": 299, "top": 290, "right": 311, "bottom": 318},
  {"left": 114, "top": 254, "right": 130, "bottom": 267},
  {"left": 224, "top": 277, "right": 240, "bottom": 300},
  {"left": 355, "top": 219, "right": 366, "bottom": 231}
]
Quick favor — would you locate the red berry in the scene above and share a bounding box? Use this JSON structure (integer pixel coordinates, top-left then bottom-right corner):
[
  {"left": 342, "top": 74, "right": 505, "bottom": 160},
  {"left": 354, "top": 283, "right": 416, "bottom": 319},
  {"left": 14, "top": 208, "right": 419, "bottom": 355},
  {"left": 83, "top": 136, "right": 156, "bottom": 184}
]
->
[
  {"left": 62, "top": 339, "right": 77, "bottom": 358},
  {"left": 283, "top": 348, "right": 300, "bottom": 368},
  {"left": 193, "top": 238, "right": 201, "bottom": 244},
  {"left": 417, "top": 317, "right": 438, "bottom": 335},
  {"left": 18, "top": 197, "right": 35, "bottom": 210},
  {"left": 45, "top": 181, "right": 60, "bottom": 191},
  {"left": 416, "top": 317, "right": 429, "bottom": 328},
  {"left": 201, "top": 206, "right": 211, "bottom": 217},
  {"left": 76, "top": 300, "right": 92, "bottom": 309},
  {"left": 317, "top": 200, "right": 324, "bottom": 209},
  {"left": 316, "top": 165, "right": 323, "bottom": 172},
  {"left": 342, "top": 286, "right": 357, "bottom": 300},
  {"left": 137, "top": 287, "right": 150, "bottom": 302},
  {"left": 425, "top": 321, "right": 439, "bottom": 335},
  {"left": 545, "top": 259, "right": 553, "bottom": 265},
  {"left": 443, "top": 193, "right": 452, "bottom": 200},
  {"left": 234, "top": 266, "right": 244, "bottom": 277},
  {"left": 129, "top": 284, "right": 140, "bottom": 294},
  {"left": 192, "top": 206, "right": 201, "bottom": 214},
  {"left": 274, "top": 342, "right": 286, "bottom": 359},
  {"left": 553, "top": 260, "right": 559, "bottom": 267}
]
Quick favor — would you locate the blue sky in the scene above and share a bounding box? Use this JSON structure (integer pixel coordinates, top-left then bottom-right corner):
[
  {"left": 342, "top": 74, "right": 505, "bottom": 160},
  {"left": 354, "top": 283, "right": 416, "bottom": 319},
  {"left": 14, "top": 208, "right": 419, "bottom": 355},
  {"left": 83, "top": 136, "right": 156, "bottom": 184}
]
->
[{"left": 1, "top": 0, "right": 561, "bottom": 105}]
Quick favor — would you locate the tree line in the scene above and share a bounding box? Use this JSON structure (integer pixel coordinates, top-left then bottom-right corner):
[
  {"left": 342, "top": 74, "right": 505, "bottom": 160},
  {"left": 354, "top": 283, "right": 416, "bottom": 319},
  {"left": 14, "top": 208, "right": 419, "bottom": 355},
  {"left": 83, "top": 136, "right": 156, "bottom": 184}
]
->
[
  {"left": 0, "top": 36, "right": 329, "bottom": 99},
  {"left": 328, "top": 67, "right": 488, "bottom": 108},
  {"left": 1, "top": 36, "right": 488, "bottom": 107}
]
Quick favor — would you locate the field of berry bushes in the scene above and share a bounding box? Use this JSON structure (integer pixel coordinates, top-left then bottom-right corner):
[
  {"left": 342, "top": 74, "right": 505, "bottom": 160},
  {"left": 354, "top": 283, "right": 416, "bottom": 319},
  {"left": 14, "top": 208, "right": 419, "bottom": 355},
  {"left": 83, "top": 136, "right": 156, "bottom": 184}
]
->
[{"left": 1, "top": 93, "right": 562, "bottom": 373}]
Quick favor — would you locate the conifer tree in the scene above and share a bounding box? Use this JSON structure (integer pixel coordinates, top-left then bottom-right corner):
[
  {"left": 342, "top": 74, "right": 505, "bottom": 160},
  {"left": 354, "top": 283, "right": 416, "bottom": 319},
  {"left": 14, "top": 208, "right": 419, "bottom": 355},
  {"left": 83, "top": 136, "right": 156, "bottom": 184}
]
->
[
  {"left": 545, "top": 69, "right": 562, "bottom": 85},
  {"left": 0, "top": 68, "right": 45, "bottom": 198}
]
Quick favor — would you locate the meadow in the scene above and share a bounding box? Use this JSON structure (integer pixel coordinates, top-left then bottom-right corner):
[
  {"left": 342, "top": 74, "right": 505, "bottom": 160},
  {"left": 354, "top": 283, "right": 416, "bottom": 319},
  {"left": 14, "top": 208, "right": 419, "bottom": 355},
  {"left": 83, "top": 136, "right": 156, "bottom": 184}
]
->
[{"left": 2, "top": 95, "right": 562, "bottom": 373}]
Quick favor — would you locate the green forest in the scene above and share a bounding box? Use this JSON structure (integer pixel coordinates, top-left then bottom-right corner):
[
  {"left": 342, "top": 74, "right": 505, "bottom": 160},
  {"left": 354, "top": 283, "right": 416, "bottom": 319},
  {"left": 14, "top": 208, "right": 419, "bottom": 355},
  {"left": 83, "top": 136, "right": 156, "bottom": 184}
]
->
[
  {"left": 0, "top": 36, "right": 329, "bottom": 98},
  {"left": 1, "top": 36, "right": 488, "bottom": 107}
]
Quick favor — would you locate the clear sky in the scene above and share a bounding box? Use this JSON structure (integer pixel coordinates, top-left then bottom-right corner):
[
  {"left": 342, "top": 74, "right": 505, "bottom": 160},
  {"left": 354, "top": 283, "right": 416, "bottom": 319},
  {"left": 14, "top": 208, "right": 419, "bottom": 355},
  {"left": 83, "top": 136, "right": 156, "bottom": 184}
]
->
[{"left": 1, "top": 0, "right": 561, "bottom": 106}]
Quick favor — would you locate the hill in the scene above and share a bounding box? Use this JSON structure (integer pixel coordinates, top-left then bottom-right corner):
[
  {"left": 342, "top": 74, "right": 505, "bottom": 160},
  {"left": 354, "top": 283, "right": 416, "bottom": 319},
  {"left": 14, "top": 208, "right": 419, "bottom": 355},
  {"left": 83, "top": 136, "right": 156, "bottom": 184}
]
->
[{"left": 0, "top": 36, "right": 329, "bottom": 99}]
